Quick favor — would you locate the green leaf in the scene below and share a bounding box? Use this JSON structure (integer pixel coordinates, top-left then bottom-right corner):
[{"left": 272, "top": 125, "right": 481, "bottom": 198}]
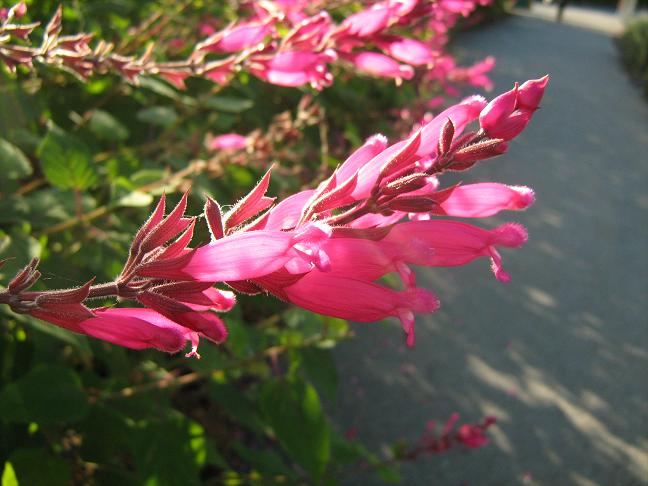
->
[
  {"left": 300, "top": 348, "right": 338, "bottom": 402},
  {"left": 0, "top": 365, "right": 89, "bottom": 424},
  {"left": 136, "top": 106, "right": 178, "bottom": 128},
  {"left": 261, "top": 379, "right": 330, "bottom": 477},
  {"left": 9, "top": 449, "right": 70, "bottom": 486},
  {"left": 131, "top": 416, "right": 204, "bottom": 486},
  {"left": 205, "top": 96, "right": 254, "bottom": 113},
  {"left": 1, "top": 462, "right": 18, "bottom": 486},
  {"left": 0, "top": 138, "right": 32, "bottom": 184},
  {"left": 89, "top": 110, "right": 129, "bottom": 141},
  {"left": 37, "top": 125, "right": 96, "bottom": 190}
]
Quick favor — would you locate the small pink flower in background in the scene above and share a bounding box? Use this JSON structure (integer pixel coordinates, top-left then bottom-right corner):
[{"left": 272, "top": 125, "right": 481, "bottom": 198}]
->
[
  {"left": 343, "top": 52, "right": 414, "bottom": 81},
  {"left": 345, "top": 426, "right": 359, "bottom": 441},
  {"left": 205, "top": 133, "right": 248, "bottom": 151},
  {"left": 196, "top": 16, "right": 279, "bottom": 54},
  {"left": 417, "top": 413, "right": 496, "bottom": 454},
  {"left": 338, "top": 4, "right": 394, "bottom": 38},
  {"left": 200, "top": 58, "right": 236, "bottom": 85},
  {"left": 249, "top": 50, "right": 337, "bottom": 89},
  {"left": 374, "top": 36, "right": 437, "bottom": 66}
]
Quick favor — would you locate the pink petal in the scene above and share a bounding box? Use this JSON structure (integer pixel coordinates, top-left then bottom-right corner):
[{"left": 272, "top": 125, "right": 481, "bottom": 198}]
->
[
  {"left": 263, "top": 190, "right": 316, "bottom": 230},
  {"left": 335, "top": 134, "right": 388, "bottom": 184}
]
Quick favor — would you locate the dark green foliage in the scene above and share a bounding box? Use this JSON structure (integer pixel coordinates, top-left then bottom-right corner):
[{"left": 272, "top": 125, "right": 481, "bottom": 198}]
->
[{"left": 618, "top": 18, "right": 648, "bottom": 96}]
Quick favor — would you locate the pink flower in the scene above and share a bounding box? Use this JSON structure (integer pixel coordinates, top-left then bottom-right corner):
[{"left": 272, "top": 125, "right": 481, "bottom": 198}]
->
[
  {"left": 146, "top": 223, "right": 332, "bottom": 282},
  {"left": 249, "top": 50, "right": 337, "bottom": 89},
  {"left": 424, "top": 183, "right": 535, "bottom": 218},
  {"left": 205, "top": 133, "right": 248, "bottom": 151},
  {"left": 417, "top": 413, "right": 496, "bottom": 454},
  {"left": 383, "top": 221, "right": 528, "bottom": 282},
  {"left": 281, "top": 272, "right": 439, "bottom": 347},
  {"left": 479, "top": 75, "right": 549, "bottom": 140},
  {"left": 374, "top": 35, "right": 436, "bottom": 66},
  {"left": 78, "top": 307, "right": 202, "bottom": 355},
  {"left": 200, "top": 58, "right": 236, "bottom": 85},
  {"left": 343, "top": 52, "right": 414, "bottom": 80},
  {"left": 196, "top": 17, "right": 278, "bottom": 54},
  {"left": 338, "top": 4, "right": 394, "bottom": 38}
]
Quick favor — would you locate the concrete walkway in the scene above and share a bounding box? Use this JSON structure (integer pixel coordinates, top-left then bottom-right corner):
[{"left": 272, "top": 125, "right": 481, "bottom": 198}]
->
[
  {"left": 332, "top": 14, "right": 648, "bottom": 486},
  {"left": 515, "top": 2, "right": 629, "bottom": 36}
]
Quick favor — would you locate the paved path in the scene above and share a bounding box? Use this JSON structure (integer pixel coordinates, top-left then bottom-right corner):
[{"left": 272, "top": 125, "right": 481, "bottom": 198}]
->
[
  {"left": 332, "top": 14, "right": 648, "bottom": 486},
  {"left": 515, "top": 2, "right": 628, "bottom": 36}
]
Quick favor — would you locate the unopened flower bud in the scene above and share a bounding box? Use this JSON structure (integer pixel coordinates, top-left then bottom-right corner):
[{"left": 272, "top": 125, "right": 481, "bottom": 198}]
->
[
  {"left": 437, "top": 118, "right": 455, "bottom": 156},
  {"left": 386, "top": 196, "right": 438, "bottom": 212},
  {"left": 452, "top": 138, "right": 507, "bottom": 167},
  {"left": 381, "top": 173, "right": 428, "bottom": 195}
]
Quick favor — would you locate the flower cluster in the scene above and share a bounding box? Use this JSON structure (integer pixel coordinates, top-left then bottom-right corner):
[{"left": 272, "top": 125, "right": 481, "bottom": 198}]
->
[
  {"left": 0, "top": 0, "right": 494, "bottom": 91},
  {"left": 415, "top": 413, "right": 497, "bottom": 454},
  {"left": 0, "top": 77, "right": 547, "bottom": 355}
]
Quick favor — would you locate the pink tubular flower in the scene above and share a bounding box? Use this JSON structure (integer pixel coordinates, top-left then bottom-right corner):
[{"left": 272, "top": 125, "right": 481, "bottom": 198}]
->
[
  {"left": 281, "top": 272, "right": 439, "bottom": 347},
  {"left": 479, "top": 75, "right": 549, "bottom": 140},
  {"left": 78, "top": 308, "right": 202, "bottom": 356},
  {"left": 383, "top": 221, "right": 528, "bottom": 282},
  {"left": 426, "top": 183, "right": 535, "bottom": 218}
]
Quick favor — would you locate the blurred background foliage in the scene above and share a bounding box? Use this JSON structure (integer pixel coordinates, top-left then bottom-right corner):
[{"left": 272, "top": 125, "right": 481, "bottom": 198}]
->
[
  {"left": 618, "top": 17, "right": 648, "bottom": 95},
  {"left": 0, "top": 1, "right": 499, "bottom": 484}
]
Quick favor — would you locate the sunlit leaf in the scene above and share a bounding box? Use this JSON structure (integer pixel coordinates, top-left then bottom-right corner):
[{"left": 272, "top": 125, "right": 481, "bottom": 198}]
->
[{"left": 37, "top": 125, "right": 96, "bottom": 190}]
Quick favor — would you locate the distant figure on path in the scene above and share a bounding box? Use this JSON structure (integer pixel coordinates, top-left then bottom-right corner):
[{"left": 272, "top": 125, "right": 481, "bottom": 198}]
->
[{"left": 557, "top": 0, "right": 569, "bottom": 22}]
